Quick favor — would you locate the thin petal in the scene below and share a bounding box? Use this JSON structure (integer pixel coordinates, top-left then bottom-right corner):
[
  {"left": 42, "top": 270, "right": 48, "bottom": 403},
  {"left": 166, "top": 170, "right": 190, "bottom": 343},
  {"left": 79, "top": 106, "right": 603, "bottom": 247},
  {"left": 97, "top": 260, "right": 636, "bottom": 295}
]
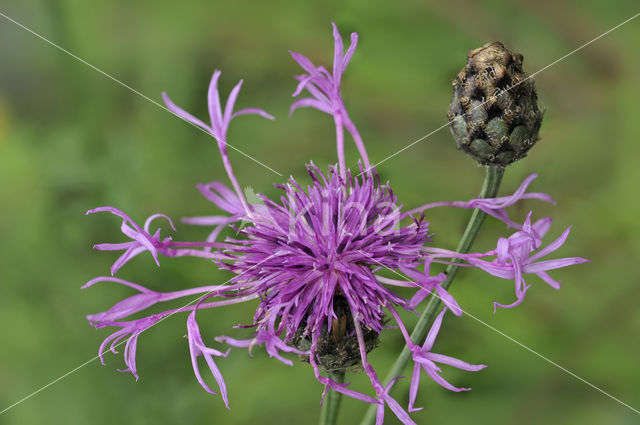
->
[
  {"left": 528, "top": 226, "right": 571, "bottom": 262},
  {"left": 532, "top": 217, "right": 553, "bottom": 238},
  {"left": 427, "top": 353, "right": 487, "bottom": 372},
  {"left": 162, "top": 92, "right": 211, "bottom": 131},
  {"left": 524, "top": 257, "right": 590, "bottom": 274},
  {"left": 435, "top": 284, "right": 462, "bottom": 316},
  {"left": 423, "top": 364, "right": 471, "bottom": 392},
  {"left": 331, "top": 22, "right": 344, "bottom": 83},
  {"left": 536, "top": 271, "right": 561, "bottom": 289},
  {"left": 144, "top": 214, "right": 176, "bottom": 234},
  {"left": 408, "top": 364, "right": 423, "bottom": 413},
  {"left": 289, "top": 51, "right": 319, "bottom": 76},
  {"left": 207, "top": 70, "right": 224, "bottom": 135},
  {"left": 289, "top": 98, "right": 333, "bottom": 115},
  {"left": 231, "top": 108, "right": 275, "bottom": 121},
  {"left": 342, "top": 32, "right": 359, "bottom": 73},
  {"left": 222, "top": 80, "right": 243, "bottom": 131},
  {"left": 423, "top": 308, "right": 446, "bottom": 351}
]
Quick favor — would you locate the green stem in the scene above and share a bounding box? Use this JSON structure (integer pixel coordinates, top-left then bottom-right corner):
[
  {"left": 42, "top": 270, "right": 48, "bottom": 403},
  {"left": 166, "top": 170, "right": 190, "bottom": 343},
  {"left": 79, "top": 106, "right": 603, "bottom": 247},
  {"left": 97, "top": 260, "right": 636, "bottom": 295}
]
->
[
  {"left": 319, "top": 370, "right": 346, "bottom": 425},
  {"left": 359, "top": 165, "right": 504, "bottom": 425}
]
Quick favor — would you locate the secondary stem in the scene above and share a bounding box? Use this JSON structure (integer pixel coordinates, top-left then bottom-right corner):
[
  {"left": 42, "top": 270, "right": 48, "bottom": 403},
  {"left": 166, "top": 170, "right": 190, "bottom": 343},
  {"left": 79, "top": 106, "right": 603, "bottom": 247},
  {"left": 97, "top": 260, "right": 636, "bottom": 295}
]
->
[
  {"left": 359, "top": 165, "right": 504, "bottom": 425},
  {"left": 319, "top": 370, "right": 346, "bottom": 425}
]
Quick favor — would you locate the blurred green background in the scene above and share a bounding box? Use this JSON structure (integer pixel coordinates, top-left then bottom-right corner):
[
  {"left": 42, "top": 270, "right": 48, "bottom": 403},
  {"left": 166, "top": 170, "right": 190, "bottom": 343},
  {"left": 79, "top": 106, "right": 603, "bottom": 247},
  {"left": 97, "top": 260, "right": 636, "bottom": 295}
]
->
[{"left": 1, "top": 1, "right": 639, "bottom": 424}]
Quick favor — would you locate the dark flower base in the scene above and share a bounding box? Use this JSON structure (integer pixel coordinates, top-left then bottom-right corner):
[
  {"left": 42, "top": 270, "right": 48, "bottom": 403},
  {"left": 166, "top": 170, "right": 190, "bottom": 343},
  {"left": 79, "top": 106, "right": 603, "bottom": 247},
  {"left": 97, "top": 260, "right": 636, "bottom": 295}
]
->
[{"left": 290, "top": 296, "right": 380, "bottom": 372}]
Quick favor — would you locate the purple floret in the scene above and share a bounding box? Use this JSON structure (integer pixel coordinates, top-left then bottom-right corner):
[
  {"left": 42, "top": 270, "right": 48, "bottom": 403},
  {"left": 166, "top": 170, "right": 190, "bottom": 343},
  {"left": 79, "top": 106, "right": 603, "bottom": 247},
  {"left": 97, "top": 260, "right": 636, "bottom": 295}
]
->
[{"left": 222, "top": 162, "right": 428, "bottom": 338}]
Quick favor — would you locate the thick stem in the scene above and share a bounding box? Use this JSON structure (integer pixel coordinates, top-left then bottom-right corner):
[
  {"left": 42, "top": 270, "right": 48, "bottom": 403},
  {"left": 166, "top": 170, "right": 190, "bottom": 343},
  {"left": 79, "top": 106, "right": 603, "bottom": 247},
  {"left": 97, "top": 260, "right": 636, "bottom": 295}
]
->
[
  {"left": 319, "top": 370, "right": 346, "bottom": 425},
  {"left": 359, "top": 165, "right": 504, "bottom": 425}
]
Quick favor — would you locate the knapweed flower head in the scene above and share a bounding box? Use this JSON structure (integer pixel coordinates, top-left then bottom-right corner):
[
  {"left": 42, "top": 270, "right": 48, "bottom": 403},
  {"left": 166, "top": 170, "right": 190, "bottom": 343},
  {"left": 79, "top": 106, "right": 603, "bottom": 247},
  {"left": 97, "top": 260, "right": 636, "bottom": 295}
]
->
[
  {"left": 85, "top": 23, "right": 588, "bottom": 424},
  {"left": 447, "top": 41, "right": 544, "bottom": 166}
]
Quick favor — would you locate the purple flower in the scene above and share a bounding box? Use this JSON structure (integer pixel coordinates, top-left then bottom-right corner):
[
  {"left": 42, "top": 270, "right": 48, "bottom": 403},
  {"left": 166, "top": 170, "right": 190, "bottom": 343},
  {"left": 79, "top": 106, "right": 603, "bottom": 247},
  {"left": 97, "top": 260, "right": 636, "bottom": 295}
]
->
[
  {"left": 221, "top": 163, "right": 427, "bottom": 338},
  {"left": 84, "top": 23, "right": 588, "bottom": 425}
]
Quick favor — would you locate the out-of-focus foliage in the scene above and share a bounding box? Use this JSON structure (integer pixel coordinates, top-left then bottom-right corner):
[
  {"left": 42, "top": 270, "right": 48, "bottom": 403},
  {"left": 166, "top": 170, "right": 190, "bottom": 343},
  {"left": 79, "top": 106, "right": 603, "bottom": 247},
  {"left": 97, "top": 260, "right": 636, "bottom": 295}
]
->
[{"left": 1, "top": 1, "right": 638, "bottom": 424}]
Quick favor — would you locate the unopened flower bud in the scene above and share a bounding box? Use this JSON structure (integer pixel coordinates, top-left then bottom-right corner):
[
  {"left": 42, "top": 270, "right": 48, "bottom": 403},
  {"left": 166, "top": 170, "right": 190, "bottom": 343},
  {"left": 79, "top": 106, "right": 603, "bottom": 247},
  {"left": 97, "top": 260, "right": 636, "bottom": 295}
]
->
[{"left": 447, "top": 42, "right": 543, "bottom": 166}]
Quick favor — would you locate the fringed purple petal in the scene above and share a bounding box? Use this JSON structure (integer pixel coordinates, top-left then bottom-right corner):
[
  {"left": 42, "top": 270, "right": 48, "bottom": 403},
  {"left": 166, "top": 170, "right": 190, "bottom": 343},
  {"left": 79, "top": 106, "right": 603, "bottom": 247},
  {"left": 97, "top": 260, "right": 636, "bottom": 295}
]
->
[
  {"left": 87, "top": 207, "right": 167, "bottom": 272},
  {"left": 187, "top": 309, "right": 230, "bottom": 408}
]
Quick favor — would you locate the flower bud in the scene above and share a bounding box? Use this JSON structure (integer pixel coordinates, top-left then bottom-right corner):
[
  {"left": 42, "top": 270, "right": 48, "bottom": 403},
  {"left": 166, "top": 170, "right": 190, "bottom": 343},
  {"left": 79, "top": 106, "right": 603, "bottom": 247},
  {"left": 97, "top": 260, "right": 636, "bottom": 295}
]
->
[{"left": 447, "top": 42, "right": 543, "bottom": 166}]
